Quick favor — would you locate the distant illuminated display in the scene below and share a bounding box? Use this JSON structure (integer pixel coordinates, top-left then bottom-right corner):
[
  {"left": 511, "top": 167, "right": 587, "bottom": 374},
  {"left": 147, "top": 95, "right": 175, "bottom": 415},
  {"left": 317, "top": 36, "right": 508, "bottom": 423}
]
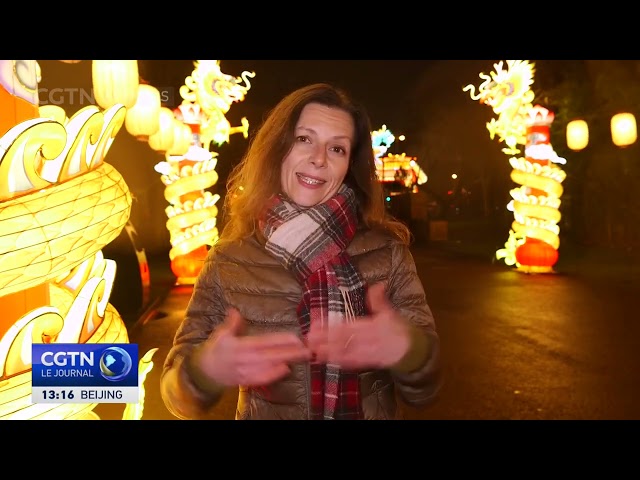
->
[
  {"left": 371, "top": 125, "right": 427, "bottom": 191},
  {"left": 377, "top": 154, "right": 427, "bottom": 186}
]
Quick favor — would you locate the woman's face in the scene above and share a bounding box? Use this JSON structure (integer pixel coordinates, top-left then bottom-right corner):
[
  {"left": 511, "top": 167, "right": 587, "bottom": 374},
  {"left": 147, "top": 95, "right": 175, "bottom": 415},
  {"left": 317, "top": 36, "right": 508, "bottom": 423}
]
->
[{"left": 280, "top": 103, "right": 354, "bottom": 207}]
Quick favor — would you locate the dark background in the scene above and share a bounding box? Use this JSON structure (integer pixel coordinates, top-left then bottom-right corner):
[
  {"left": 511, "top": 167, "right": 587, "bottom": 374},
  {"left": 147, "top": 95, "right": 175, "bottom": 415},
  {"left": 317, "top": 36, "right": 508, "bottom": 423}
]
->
[{"left": 36, "top": 60, "right": 640, "bottom": 258}]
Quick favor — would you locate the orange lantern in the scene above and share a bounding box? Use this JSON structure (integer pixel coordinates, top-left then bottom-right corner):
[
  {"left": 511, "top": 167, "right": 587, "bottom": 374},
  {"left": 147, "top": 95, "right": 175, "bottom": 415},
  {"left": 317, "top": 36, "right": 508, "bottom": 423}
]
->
[
  {"left": 171, "top": 244, "right": 209, "bottom": 281},
  {"left": 515, "top": 238, "right": 558, "bottom": 269}
]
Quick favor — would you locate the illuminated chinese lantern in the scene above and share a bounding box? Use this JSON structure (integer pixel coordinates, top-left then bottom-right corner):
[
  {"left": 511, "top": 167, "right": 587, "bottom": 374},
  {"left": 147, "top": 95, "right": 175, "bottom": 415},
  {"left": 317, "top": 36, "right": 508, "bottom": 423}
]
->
[
  {"left": 92, "top": 60, "right": 139, "bottom": 110},
  {"left": 611, "top": 113, "right": 637, "bottom": 147},
  {"left": 59, "top": 60, "right": 82, "bottom": 64},
  {"left": 125, "top": 84, "right": 161, "bottom": 141},
  {"left": 566, "top": 119, "right": 589, "bottom": 151},
  {"left": 149, "top": 107, "right": 176, "bottom": 153},
  {"left": 167, "top": 120, "right": 193, "bottom": 156}
]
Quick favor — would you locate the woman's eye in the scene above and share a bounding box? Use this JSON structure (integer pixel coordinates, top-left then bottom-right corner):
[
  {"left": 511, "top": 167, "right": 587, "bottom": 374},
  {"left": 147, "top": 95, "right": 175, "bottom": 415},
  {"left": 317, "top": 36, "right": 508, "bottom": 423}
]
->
[
  {"left": 331, "top": 146, "right": 347, "bottom": 154},
  {"left": 296, "top": 135, "right": 310, "bottom": 143}
]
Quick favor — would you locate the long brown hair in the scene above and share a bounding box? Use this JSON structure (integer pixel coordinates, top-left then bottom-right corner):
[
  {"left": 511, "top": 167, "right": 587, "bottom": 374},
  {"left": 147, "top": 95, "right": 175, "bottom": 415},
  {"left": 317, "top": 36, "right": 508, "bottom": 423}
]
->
[{"left": 218, "top": 82, "right": 410, "bottom": 246}]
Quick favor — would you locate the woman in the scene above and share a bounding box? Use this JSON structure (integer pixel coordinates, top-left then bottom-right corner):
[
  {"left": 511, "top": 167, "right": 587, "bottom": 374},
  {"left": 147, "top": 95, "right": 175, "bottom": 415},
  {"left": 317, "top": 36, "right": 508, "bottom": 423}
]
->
[{"left": 160, "top": 83, "right": 441, "bottom": 420}]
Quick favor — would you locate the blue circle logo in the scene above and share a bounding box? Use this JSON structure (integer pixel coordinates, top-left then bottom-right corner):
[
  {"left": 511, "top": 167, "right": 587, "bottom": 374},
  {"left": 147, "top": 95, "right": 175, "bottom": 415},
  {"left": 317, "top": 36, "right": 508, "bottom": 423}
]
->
[{"left": 99, "top": 347, "right": 133, "bottom": 382}]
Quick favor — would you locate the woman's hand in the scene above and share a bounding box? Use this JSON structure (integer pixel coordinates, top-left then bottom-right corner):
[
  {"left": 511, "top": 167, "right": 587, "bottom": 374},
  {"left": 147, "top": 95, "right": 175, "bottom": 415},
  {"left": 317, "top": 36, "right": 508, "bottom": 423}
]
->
[
  {"left": 195, "top": 308, "right": 312, "bottom": 387},
  {"left": 307, "top": 283, "right": 411, "bottom": 370}
]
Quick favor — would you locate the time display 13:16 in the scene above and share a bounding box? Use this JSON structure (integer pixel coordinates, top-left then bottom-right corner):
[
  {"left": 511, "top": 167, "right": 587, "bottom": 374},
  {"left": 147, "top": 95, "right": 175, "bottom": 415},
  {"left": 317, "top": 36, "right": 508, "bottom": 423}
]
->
[{"left": 40, "top": 389, "right": 75, "bottom": 400}]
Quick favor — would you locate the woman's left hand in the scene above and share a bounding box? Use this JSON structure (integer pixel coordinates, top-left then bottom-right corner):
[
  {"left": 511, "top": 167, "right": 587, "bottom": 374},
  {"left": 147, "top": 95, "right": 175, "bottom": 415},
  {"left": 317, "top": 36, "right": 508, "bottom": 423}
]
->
[{"left": 307, "top": 283, "right": 411, "bottom": 370}]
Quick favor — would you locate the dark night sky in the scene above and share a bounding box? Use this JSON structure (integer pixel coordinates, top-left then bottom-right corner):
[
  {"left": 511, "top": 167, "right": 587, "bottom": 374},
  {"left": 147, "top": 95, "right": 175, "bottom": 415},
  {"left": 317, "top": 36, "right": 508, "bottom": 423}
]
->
[
  {"left": 142, "top": 60, "right": 434, "bottom": 139},
  {"left": 33, "top": 59, "right": 522, "bottom": 253},
  {"left": 140, "top": 59, "right": 441, "bottom": 181}
]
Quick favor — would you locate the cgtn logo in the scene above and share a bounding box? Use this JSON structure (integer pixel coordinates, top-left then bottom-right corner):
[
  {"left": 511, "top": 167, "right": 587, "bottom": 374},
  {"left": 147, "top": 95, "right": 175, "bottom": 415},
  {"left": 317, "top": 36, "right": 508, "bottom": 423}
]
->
[{"left": 32, "top": 343, "right": 139, "bottom": 404}]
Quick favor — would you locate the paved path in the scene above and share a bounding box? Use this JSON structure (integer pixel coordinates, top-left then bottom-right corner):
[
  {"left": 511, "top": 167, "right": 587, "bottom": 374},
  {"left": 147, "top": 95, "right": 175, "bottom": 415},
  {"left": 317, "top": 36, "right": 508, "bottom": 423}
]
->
[{"left": 95, "top": 244, "right": 640, "bottom": 420}]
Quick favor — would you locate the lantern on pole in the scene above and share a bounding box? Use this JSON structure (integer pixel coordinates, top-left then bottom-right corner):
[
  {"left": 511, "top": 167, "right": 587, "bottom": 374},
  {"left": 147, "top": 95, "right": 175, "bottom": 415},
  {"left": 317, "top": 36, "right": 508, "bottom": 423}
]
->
[
  {"left": 149, "top": 107, "right": 176, "bottom": 153},
  {"left": 611, "top": 113, "right": 637, "bottom": 147},
  {"left": 92, "top": 60, "right": 139, "bottom": 110},
  {"left": 167, "top": 120, "right": 192, "bottom": 156},
  {"left": 566, "top": 119, "right": 589, "bottom": 151},
  {"left": 125, "top": 84, "right": 161, "bottom": 141}
]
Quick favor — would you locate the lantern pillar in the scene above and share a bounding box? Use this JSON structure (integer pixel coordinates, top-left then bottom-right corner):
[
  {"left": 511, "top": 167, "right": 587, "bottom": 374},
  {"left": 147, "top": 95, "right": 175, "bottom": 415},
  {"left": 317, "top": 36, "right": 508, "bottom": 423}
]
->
[
  {"left": 153, "top": 61, "right": 254, "bottom": 286},
  {"left": 513, "top": 106, "right": 567, "bottom": 273}
]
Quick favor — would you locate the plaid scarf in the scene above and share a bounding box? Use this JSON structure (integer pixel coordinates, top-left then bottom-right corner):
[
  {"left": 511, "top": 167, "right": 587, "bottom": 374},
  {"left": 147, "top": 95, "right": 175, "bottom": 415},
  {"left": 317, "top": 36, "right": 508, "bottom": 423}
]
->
[{"left": 261, "top": 184, "right": 366, "bottom": 420}]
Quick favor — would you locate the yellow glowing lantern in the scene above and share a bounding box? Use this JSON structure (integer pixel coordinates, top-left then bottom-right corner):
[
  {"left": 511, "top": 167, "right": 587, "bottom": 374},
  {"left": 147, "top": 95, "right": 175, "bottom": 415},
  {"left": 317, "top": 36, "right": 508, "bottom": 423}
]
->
[
  {"left": 149, "top": 107, "right": 176, "bottom": 153},
  {"left": 59, "top": 60, "right": 82, "bottom": 64},
  {"left": 92, "top": 60, "right": 139, "bottom": 110},
  {"left": 611, "top": 113, "right": 637, "bottom": 147},
  {"left": 167, "top": 120, "right": 192, "bottom": 156},
  {"left": 566, "top": 119, "right": 589, "bottom": 151},
  {"left": 125, "top": 84, "right": 161, "bottom": 141}
]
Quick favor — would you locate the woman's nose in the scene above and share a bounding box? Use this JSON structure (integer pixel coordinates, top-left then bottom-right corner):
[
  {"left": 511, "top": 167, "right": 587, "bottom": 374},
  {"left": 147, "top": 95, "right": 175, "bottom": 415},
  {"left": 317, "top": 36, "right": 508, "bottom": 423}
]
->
[{"left": 310, "top": 147, "right": 327, "bottom": 168}]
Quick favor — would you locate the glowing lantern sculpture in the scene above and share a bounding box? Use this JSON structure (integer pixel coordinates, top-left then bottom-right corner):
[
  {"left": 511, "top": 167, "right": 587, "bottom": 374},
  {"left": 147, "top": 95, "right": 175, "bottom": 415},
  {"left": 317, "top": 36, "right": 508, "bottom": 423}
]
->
[
  {"left": 153, "top": 60, "right": 255, "bottom": 284},
  {"left": 510, "top": 106, "right": 566, "bottom": 272},
  {"left": 0, "top": 60, "right": 41, "bottom": 135},
  {"left": 372, "top": 124, "right": 396, "bottom": 166},
  {"left": 0, "top": 60, "right": 156, "bottom": 419},
  {"left": 464, "top": 60, "right": 568, "bottom": 273}
]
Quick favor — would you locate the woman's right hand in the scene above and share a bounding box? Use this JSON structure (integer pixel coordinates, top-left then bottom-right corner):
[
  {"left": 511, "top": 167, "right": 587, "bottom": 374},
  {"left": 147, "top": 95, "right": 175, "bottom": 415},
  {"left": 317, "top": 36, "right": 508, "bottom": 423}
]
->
[{"left": 194, "top": 307, "right": 312, "bottom": 387}]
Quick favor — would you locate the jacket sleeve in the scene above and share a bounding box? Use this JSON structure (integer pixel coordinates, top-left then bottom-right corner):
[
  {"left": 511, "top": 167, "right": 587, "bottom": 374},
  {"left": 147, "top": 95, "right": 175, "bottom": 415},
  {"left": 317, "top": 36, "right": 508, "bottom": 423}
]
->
[
  {"left": 387, "top": 243, "right": 442, "bottom": 408},
  {"left": 160, "top": 249, "right": 230, "bottom": 419}
]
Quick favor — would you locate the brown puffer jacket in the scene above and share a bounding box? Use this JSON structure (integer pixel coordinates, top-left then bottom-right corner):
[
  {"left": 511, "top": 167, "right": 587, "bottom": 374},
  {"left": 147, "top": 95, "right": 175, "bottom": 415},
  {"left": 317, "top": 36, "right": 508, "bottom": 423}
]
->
[{"left": 160, "top": 227, "right": 441, "bottom": 420}]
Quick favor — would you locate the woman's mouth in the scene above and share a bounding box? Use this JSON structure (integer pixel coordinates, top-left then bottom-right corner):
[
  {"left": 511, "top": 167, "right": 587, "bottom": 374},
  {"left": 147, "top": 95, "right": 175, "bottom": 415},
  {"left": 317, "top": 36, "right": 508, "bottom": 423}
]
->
[{"left": 296, "top": 173, "right": 325, "bottom": 186}]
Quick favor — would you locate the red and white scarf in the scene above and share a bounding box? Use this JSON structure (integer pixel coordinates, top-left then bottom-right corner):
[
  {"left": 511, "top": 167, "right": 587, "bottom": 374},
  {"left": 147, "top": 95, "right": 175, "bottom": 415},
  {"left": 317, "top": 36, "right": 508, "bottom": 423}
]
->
[{"left": 261, "top": 185, "right": 366, "bottom": 420}]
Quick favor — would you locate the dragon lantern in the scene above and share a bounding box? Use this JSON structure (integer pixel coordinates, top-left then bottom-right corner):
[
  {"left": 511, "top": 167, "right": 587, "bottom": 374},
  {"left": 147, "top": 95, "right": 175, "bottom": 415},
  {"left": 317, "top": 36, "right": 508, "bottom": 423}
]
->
[
  {"left": 179, "top": 60, "right": 255, "bottom": 150},
  {"left": 157, "top": 60, "right": 255, "bottom": 284},
  {"left": 464, "top": 60, "right": 568, "bottom": 273},
  {"left": 463, "top": 60, "right": 535, "bottom": 156}
]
